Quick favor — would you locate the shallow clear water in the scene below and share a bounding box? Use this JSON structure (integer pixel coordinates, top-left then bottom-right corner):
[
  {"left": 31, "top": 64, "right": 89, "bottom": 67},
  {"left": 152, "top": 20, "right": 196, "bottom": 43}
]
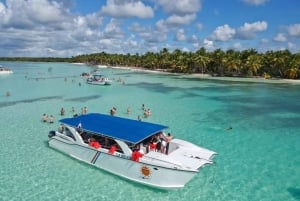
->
[{"left": 0, "top": 62, "right": 299, "bottom": 201}]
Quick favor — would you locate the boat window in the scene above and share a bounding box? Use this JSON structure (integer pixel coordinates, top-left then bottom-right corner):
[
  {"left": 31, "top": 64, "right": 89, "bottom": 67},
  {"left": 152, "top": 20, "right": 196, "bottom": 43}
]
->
[{"left": 65, "top": 128, "right": 76, "bottom": 141}]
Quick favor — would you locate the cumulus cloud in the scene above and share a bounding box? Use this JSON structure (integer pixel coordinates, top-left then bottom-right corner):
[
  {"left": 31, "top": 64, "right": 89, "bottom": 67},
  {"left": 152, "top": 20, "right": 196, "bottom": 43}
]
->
[
  {"left": 236, "top": 21, "right": 267, "bottom": 39},
  {"left": 0, "top": 0, "right": 107, "bottom": 57},
  {"left": 165, "top": 13, "right": 196, "bottom": 26},
  {"left": 287, "top": 24, "right": 300, "bottom": 37},
  {"left": 100, "top": 0, "right": 154, "bottom": 18},
  {"left": 0, "top": 0, "right": 71, "bottom": 29},
  {"left": 175, "top": 29, "right": 186, "bottom": 41},
  {"left": 211, "top": 24, "right": 236, "bottom": 41},
  {"left": 140, "top": 30, "right": 167, "bottom": 43},
  {"left": 273, "top": 33, "right": 287, "bottom": 42},
  {"left": 203, "top": 38, "right": 215, "bottom": 50},
  {"left": 103, "top": 19, "right": 124, "bottom": 39},
  {"left": 156, "top": 0, "right": 201, "bottom": 15},
  {"left": 242, "top": 0, "right": 270, "bottom": 6}
]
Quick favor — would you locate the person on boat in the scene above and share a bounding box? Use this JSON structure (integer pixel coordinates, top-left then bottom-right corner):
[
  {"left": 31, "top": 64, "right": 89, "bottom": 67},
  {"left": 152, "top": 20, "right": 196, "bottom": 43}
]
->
[
  {"left": 42, "top": 114, "right": 48, "bottom": 123},
  {"left": 88, "top": 138, "right": 101, "bottom": 149},
  {"left": 108, "top": 144, "right": 117, "bottom": 154},
  {"left": 131, "top": 149, "right": 144, "bottom": 162},
  {"left": 165, "top": 133, "right": 173, "bottom": 155},
  {"left": 58, "top": 124, "right": 64, "bottom": 133},
  {"left": 158, "top": 132, "right": 167, "bottom": 154},
  {"left": 149, "top": 140, "right": 157, "bottom": 152},
  {"left": 60, "top": 107, "right": 65, "bottom": 116}
]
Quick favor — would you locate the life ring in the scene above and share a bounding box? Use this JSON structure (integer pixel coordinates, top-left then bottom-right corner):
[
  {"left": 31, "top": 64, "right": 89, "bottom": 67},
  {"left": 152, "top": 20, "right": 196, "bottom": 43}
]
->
[{"left": 141, "top": 166, "right": 151, "bottom": 177}]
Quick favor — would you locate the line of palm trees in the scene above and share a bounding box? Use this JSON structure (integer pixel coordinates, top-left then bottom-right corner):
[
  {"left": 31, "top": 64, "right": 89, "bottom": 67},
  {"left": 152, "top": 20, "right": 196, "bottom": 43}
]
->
[{"left": 71, "top": 48, "right": 300, "bottom": 79}]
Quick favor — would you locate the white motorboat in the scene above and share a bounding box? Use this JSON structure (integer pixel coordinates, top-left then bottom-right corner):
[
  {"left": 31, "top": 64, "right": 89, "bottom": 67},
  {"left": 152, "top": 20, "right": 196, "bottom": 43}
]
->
[
  {"left": 48, "top": 113, "right": 216, "bottom": 189},
  {"left": 86, "top": 74, "right": 112, "bottom": 85},
  {"left": 0, "top": 66, "right": 13, "bottom": 74}
]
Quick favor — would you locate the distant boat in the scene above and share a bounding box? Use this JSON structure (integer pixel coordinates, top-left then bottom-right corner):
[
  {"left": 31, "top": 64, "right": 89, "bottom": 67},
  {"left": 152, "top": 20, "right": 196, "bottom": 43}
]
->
[
  {"left": 48, "top": 113, "right": 216, "bottom": 189},
  {"left": 97, "top": 64, "right": 108, "bottom": 68},
  {"left": 0, "top": 66, "right": 13, "bottom": 74},
  {"left": 86, "top": 74, "right": 112, "bottom": 85}
]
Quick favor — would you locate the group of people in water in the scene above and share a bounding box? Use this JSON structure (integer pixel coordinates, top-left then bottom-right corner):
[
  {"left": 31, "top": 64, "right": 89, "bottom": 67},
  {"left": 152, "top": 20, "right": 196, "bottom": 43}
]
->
[
  {"left": 109, "top": 104, "right": 152, "bottom": 121},
  {"left": 42, "top": 113, "right": 55, "bottom": 123},
  {"left": 42, "top": 103, "right": 154, "bottom": 126},
  {"left": 42, "top": 106, "right": 89, "bottom": 123}
]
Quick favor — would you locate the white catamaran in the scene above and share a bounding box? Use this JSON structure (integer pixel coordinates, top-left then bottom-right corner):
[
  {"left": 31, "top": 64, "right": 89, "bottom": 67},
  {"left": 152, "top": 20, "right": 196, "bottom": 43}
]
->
[{"left": 48, "top": 113, "right": 216, "bottom": 189}]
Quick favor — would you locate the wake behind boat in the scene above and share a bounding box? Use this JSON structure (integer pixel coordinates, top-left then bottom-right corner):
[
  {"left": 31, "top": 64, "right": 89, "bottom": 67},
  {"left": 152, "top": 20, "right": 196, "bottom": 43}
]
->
[
  {"left": 86, "top": 74, "right": 112, "bottom": 85},
  {"left": 48, "top": 113, "right": 216, "bottom": 189}
]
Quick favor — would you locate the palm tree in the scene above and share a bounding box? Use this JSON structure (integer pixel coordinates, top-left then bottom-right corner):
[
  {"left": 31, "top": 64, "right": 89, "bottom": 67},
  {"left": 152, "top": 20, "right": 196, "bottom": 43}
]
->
[
  {"left": 243, "top": 54, "right": 262, "bottom": 76},
  {"left": 193, "top": 48, "right": 210, "bottom": 74}
]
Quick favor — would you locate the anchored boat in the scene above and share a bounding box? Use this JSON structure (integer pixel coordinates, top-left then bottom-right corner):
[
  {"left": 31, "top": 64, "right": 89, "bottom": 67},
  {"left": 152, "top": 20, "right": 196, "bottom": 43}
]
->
[
  {"left": 48, "top": 113, "right": 216, "bottom": 189},
  {"left": 0, "top": 66, "right": 13, "bottom": 74},
  {"left": 86, "top": 74, "right": 112, "bottom": 85}
]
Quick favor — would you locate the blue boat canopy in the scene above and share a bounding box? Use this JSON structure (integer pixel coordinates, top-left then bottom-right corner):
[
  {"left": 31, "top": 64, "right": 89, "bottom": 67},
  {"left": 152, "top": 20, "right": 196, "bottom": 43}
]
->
[{"left": 59, "top": 113, "right": 168, "bottom": 144}]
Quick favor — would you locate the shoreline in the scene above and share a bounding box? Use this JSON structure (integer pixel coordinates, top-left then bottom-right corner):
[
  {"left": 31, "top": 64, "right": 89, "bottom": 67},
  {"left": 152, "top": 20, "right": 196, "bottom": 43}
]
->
[
  {"left": 72, "top": 63, "right": 300, "bottom": 85},
  {"left": 116, "top": 66, "right": 300, "bottom": 85}
]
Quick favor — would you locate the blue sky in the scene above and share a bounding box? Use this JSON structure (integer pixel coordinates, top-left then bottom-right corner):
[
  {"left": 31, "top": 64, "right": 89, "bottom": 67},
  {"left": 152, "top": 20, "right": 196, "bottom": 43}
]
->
[{"left": 0, "top": 0, "right": 299, "bottom": 57}]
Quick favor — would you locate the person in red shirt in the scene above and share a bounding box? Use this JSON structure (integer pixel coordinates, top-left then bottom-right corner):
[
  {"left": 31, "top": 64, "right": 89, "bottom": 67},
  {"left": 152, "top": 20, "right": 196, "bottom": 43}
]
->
[
  {"left": 108, "top": 145, "right": 117, "bottom": 154},
  {"left": 131, "top": 149, "right": 144, "bottom": 162},
  {"left": 88, "top": 138, "right": 101, "bottom": 149}
]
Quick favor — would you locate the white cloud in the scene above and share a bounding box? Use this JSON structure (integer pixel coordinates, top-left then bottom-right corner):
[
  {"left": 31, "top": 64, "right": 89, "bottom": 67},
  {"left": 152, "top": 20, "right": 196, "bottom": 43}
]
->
[
  {"left": 273, "top": 33, "right": 287, "bottom": 42},
  {"left": 236, "top": 21, "right": 267, "bottom": 39},
  {"left": 165, "top": 14, "right": 196, "bottom": 26},
  {"left": 211, "top": 24, "right": 236, "bottom": 41},
  {"left": 233, "top": 42, "right": 242, "bottom": 50},
  {"left": 156, "top": 0, "right": 201, "bottom": 15},
  {"left": 0, "top": 0, "right": 70, "bottom": 29},
  {"left": 203, "top": 38, "right": 215, "bottom": 50},
  {"left": 175, "top": 29, "right": 186, "bottom": 41},
  {"left": 182, "top": 47, "right": 189, "bottom": 52},
  {"left": 100, "top": 0, "right": 154, "bottom": 18},
  {"left": 242, "top": 0, "right": 270, "bottom": 6},
  {"left": 287, "top": 24, "right": 300, "bottom": 37},
  {"left": 103, "top": 19, "right": 124, "bottom": 39}
]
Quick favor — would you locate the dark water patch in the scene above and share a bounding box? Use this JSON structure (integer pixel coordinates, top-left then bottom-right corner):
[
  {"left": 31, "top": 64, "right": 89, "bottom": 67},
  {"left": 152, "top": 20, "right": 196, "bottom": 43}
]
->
[
  {"left": 27, "top": 75, "right": 78, "bottom": 80},
  {"left": 0, "top": 96, "right": 62, "bottom": 108},
  {"left": 126, "top": 82, "right": 181, "bottom": 94},
  {"left": 274, "top": 116, "right": 300, "bottom": 129},
  {"left": 211, "top": 94, "right": 300, "bottom": 115},
  {"left": 64, "top": 95, "right": 101, "bottom": 102},
  {"left": 287, "top": 187, "right": 300, "bottom": 200}
]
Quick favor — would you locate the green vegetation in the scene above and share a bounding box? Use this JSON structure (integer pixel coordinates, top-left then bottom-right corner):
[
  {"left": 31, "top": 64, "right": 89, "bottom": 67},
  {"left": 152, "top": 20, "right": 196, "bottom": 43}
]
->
[{"left": 1, "top": 48, "right": 300, "bottom": 79}]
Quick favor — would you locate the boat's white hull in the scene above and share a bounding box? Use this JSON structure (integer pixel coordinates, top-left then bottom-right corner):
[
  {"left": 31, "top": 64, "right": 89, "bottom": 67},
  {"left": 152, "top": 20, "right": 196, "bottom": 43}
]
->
[
  {"left": 86, "top": 80, "right": 112, "bottom": 85},
  {"left": 49, "top": 136, "right": 197, "bottom": 189},
  {"left": 0, "top": 71, "right": 13, "bottom": 74}
]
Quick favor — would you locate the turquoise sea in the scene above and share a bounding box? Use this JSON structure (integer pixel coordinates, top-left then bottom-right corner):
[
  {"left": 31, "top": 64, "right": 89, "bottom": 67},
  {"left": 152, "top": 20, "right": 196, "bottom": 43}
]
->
[{"left": 0, "top": 61, "right": 299, "bottom": 201}]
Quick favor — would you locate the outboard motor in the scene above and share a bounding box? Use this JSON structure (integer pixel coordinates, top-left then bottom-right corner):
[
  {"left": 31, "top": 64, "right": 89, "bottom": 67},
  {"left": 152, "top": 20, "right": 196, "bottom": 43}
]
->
[{"left": 48, "top": 130, "right": 56, "bottom": 138}]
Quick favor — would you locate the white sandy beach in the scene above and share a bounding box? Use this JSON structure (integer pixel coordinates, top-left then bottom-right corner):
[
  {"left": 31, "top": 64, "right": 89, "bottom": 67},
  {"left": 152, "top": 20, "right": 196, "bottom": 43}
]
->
[{"left": 74, "top": 63, "right": 300, "bottom": 85}]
